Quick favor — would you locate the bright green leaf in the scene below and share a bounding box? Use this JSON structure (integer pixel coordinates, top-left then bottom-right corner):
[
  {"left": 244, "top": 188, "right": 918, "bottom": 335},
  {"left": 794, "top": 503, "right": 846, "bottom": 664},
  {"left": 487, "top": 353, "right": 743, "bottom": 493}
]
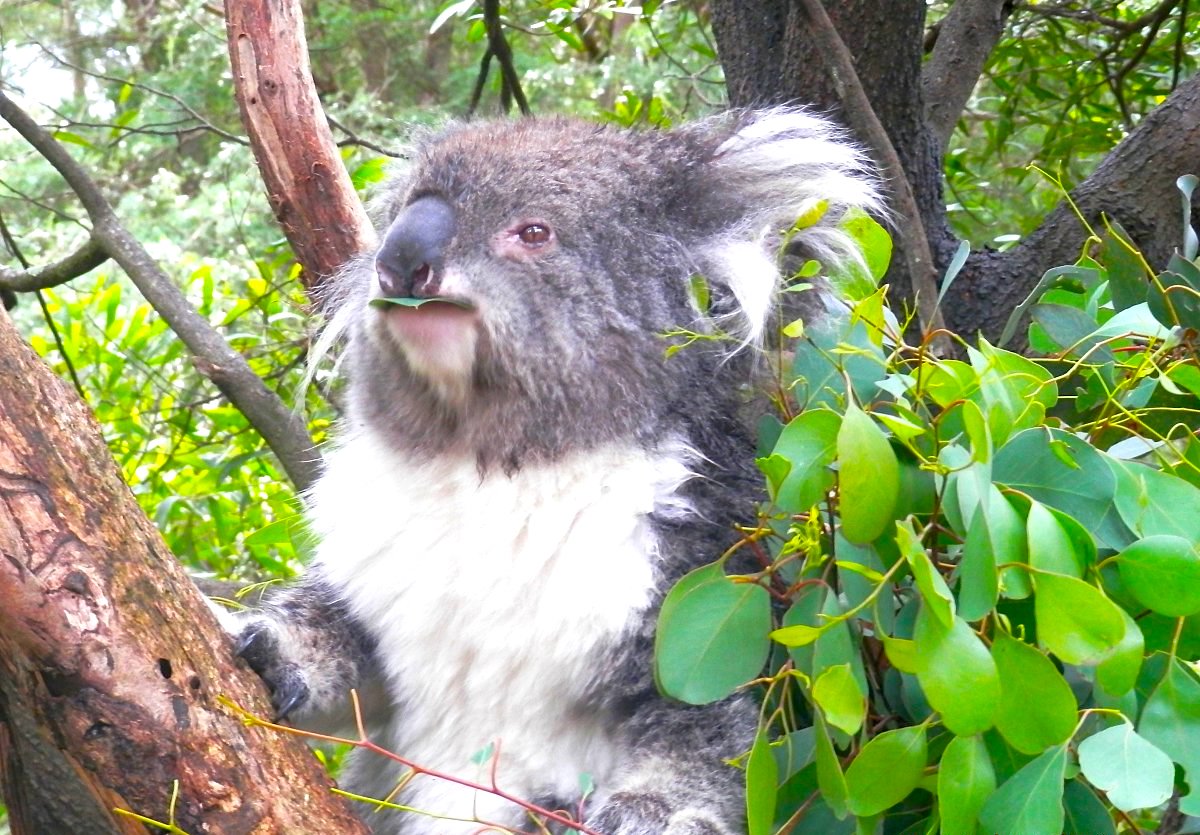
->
[
  {"left": 1026, "top": 501, "right": 1083, "bottom": 578},
  {"left": 746, "top": 728, "right": 778, "bottom": 835},
  {"left": 1096, "top": 608, "right": 1144, "bottom": 697},
  {"left": 992, "top": 630, "right": 1078, "bottom": 754},
  {"left": 837, "top": 402, "right": 899, "bottom": 543},
  {"left": 914, "top": 606, "right": 999, "bottom": 735},
  {"left": 813, "top": 664, "right": 866, "bottom": 736},
  {"left": 814, "top": 714, "right": 849, "bottom": 819},
  {"left": 768, "top": 409, "right": 841, "bottom": 513},
  {"left": 1118, "top": 534, "right": 1200, "bottom": 617},
  {"left": 1033, "top": 573, "right": 1126, "bottom": 664},
  {"left": 938, "top": 735, "right": 995, "bottom": 835},
  {"left": 655, "top": 564, "right": 771, "bottom": 704},
  {"left": 845, "top": 726, "right": 927, "bottom": 817},
  {"left": 897, "top": 519, "right": 955, "bottom": 626}
]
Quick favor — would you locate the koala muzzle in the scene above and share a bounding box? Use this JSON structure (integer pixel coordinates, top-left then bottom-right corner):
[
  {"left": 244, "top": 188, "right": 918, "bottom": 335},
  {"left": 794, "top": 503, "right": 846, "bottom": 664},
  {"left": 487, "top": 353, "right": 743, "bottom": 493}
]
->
[{"left": 375, "top": 195, "right": 457, "bottom": 299}]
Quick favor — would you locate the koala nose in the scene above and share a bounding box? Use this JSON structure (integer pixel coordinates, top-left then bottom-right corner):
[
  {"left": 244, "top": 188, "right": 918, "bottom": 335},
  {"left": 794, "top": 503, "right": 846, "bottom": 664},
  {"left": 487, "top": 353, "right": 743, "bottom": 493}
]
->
[{"left": 375, "top": 195, "right": 457, "bottom": 299}]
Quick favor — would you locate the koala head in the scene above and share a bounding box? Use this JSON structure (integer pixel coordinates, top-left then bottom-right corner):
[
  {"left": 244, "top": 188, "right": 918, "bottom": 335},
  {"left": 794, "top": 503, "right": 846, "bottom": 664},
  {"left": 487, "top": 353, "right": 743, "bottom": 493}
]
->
[{"left": 328, "top": 110, "right": 880, "bottom": 469}]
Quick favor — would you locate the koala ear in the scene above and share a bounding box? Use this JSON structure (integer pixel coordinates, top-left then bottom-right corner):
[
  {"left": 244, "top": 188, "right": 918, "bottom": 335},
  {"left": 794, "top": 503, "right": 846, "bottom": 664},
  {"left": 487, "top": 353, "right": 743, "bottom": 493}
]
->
[{"left": 685, "top": 107, "right": 883, "bottom": 344}]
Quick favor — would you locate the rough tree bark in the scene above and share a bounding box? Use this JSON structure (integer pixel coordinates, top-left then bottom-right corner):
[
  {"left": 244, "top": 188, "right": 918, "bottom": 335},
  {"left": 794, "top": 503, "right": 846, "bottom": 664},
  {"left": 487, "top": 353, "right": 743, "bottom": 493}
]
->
[
  {"left": 225, "top": 0, "right": 376, "bottom": 294},
  {"left": 709, "top": 0, "right": 1200, "bottom": 342},
  {"left": 0, "top": 306, "right": 368, "bottom": 834}
]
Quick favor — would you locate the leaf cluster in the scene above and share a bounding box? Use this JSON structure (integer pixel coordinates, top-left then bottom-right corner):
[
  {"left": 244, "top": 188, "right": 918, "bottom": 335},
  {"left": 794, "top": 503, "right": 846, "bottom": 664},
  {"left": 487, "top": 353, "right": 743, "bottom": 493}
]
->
[{"left": 655, "top": 194, "right": 1200, "bottom": 834}]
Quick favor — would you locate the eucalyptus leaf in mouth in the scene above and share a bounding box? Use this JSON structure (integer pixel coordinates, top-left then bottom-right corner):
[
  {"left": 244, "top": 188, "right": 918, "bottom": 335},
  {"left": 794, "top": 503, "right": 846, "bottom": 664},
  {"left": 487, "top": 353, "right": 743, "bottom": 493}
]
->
[{"left": 369, "top": 296, "right": 475, "bottom": 311}]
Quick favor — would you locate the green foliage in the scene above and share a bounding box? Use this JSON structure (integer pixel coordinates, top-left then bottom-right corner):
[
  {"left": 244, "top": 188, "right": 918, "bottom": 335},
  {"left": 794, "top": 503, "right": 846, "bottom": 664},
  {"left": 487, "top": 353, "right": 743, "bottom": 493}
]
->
[
  {"left": 943, "top": 2, "right": 1200, "bottom": 247},
  {"left": 654, "top": 186, "right": 1200, "bottom": 832}
]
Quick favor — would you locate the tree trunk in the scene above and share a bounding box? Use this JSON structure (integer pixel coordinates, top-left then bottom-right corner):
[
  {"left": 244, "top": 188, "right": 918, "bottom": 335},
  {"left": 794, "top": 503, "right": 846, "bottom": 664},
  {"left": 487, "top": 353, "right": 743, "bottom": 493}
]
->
[
  {"left": 709, "top": 0, "right": 1200, "bottom": 342},
  {"left": 0, "top": 307, "right": 367, "bottom": 835}
]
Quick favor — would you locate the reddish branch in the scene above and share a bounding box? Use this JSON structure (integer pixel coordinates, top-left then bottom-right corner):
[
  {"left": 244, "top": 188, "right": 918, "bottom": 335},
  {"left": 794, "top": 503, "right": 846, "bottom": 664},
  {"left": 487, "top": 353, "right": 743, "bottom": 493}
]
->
[{"left": 223, "top": 0, "right": 376, "bottom": 295}]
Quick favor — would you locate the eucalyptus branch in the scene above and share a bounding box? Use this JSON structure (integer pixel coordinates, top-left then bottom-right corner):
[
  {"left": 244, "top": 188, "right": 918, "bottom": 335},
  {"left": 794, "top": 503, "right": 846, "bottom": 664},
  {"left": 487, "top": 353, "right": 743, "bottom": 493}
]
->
[
  {"left": 0, "top": 234, "right": 107, "bottom": 292},
  {"left": 792, "top": 0, "right": 950, "bottom": 353},
  {"left": 221, "top": 693, "right": 603, "bottom": 835},
  {"left": 0, "top": 91, "right": 322, "bottom": 492}
]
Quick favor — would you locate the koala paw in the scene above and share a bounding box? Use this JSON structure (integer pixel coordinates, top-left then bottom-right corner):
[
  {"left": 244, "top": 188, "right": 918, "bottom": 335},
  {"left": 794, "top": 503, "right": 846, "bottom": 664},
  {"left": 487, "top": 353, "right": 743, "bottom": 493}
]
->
[{"left": 233, "top": 620, "right": 312, "bottom": 720}]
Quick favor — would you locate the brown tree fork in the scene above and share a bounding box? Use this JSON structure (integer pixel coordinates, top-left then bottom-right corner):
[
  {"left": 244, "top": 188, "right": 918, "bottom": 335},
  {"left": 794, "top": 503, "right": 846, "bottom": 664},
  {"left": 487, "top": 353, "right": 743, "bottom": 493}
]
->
[{"left": 0, "top": 306, "right": 367, "bottom": 835}]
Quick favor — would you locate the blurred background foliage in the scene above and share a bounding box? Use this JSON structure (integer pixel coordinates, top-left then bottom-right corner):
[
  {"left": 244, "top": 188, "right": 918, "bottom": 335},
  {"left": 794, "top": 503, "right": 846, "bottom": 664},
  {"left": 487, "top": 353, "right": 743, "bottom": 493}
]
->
[{"left": 0, "top": 0, "right": 1195, "bottom": 579}]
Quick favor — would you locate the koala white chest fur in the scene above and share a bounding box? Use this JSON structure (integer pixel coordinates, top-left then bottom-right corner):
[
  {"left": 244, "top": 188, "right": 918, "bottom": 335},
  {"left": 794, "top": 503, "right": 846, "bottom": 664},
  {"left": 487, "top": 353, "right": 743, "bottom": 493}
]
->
[{"left": 307, "top": 431, "right": 694, "bottom": 827}]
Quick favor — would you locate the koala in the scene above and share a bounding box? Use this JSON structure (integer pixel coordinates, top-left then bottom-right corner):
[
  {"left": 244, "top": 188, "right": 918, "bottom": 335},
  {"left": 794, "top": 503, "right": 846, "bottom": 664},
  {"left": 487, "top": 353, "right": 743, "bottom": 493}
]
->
[{"left": 223, "top": 109, "right": 879, "bottom": 835}]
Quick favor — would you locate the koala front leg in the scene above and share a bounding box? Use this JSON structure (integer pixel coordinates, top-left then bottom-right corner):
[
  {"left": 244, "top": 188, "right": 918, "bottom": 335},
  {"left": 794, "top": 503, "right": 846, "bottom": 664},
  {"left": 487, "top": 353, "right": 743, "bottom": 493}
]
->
[
  {"left": 585, "top": 697, "right": 755, "bottom": 835},
  {"left": 212, "top": 570, "right": 374, "bottom": 725}
]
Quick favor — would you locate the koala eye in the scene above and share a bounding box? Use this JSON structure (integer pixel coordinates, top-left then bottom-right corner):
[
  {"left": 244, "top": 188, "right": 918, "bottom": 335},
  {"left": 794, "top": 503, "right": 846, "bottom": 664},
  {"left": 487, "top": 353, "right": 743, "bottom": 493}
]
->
[{"left": 517, "top": 224, "right": 553, "bottom": 247}]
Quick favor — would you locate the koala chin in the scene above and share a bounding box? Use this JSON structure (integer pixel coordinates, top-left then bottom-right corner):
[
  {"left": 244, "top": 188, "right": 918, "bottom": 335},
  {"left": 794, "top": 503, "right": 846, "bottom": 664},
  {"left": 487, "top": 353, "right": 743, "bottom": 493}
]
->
[{"left": 221, "top": 108, "right": 879, "bottom": 834}]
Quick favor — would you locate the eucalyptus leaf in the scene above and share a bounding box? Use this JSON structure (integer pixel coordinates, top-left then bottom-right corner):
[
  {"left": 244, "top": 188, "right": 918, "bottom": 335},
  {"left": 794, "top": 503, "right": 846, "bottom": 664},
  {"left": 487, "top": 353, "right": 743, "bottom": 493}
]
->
[
  {"left": 844, "top": 726, "right": 927, "bottom": 817},
  {"left": 978, "top": 744, "right": 1068, "bottom": 835},
  {"left": 837, "top": 402, "right": 899, "bottom": 544},
  {"left": 655, "top": 563, "right": 771, "bottom": 704},
  {"left": 746, "top": 728, "right": 778, "bottom": 835},
  {"left": 1117, "top": 534, "right": 1200, "bottom": 617},
  {"left": 1138, "top": 656, "right": 1200, "bottom": 814},
  {"left": 1077, "top": 723, "right": 1173, "bottom": 812},
  {"left": 1034, "top": 573, "right": 1126, "bottom": 665},
  {"left": 368, "top": 295, "right": 475, "bottom": 310},
  {"left": 913, "top": 605, "right": 999, "bottom": 735},
  {"left": 992, "top": 630, "right": 1078, "bottom": 754},
  {"left": 938, "top": 734, "right": 995, "bottom": 835}
]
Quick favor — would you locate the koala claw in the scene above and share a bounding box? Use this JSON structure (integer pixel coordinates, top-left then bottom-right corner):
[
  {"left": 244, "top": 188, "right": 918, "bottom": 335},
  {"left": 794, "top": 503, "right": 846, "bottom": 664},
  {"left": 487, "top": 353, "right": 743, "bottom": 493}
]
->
[
  {"left": 233, "top": 620, "right": 311, "bottom": 720},
  {"left": 268, "top": 665, "right": 311, "bottom": 720}
]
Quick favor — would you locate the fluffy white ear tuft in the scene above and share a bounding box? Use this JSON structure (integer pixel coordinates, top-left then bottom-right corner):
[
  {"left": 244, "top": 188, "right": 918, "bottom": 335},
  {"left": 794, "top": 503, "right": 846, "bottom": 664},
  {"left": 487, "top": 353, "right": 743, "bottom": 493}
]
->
[{"left": 691, "top": 107, "right": 883, "bottom": 344}]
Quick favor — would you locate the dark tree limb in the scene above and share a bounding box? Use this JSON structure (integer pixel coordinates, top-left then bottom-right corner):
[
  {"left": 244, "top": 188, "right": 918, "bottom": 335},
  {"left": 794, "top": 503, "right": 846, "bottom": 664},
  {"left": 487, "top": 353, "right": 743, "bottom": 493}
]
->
[
  {"left": 922, "top": 0, "right": 1013, "bottom": 155},
  {"left": 942, "top": 71, "right": 1200, "bottom": 341},
  {"left": 483, "top": 0, "right": 531, "bottom": 116},
  {"left": 793, "top": 0, "right": 948, "bottom": 347},
  {"left": 467, "top": 0, "right": 532, "bottom": 117},
  {"left": 0, "top": 306, "right": 368, "bottom": 835},
  {"left": 0, "top": 92, "right": 322, "bottom": 493},
  {"left": 224, "top": 0, "right": 377, "bottom": 294},
  {"left": 0, "top": 235, "right": 108, "bottom": 293}
]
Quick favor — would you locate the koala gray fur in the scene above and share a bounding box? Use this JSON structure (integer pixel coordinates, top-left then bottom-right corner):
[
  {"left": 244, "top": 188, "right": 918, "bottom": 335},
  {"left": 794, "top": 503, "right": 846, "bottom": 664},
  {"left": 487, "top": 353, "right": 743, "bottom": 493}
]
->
[{"left": 224, "top": 109, "right": 879, "bottom": 835}]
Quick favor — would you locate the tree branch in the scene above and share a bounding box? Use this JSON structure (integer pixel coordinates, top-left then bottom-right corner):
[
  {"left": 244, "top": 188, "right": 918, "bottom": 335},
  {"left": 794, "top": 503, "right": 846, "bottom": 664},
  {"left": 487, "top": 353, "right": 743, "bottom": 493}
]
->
[
  {"left": 224, "top": 0, "right": 377, "bottom": 293},
  {"left": 793, "top": 0, "right": 949, "bottom": 349},
  {"left": 942, "top": 72, "right": 1200, "bottom": 341},
  {"left": 0, "top": 235, "right": 108, "bottom": 293},
  {"left": 922, "top": 0, "right": 1013, "bottom": 155},
  {"left": 0, "top": 92, "right": 322, "bottom": 493},
  {"left": 480, "top": 0, "right": 531, "bottom": 116}
]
